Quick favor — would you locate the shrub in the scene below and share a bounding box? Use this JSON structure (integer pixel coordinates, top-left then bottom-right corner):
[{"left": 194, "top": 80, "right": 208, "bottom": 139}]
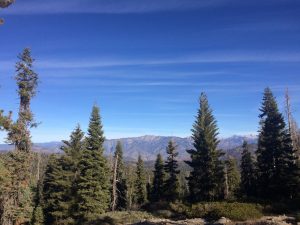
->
[
  {"left": 89, "top": 211, "right": 154, "bottom": 224},
  {"left": 153, "top": 210, "right": 174, "bottom": 218},
  {"left": 170, "top": 202, "right": 263, "bottom": 221}
]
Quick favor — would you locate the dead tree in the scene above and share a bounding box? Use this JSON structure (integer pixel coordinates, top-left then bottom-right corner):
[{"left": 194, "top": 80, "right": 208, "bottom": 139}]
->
[{"left": 111, "top": 154, "right": 118, "bottom": 211}]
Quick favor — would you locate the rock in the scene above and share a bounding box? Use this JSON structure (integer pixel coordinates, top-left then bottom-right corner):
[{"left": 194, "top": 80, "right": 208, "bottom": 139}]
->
[
  {"left": 214, "top": 217, "right": 232, "bottom": 225},
  {"left": 131, "top": 218, "right": 205, "bottom": 225}
]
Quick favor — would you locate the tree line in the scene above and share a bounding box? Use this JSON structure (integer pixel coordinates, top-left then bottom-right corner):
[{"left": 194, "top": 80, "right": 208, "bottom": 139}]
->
[{"left": 0, "top": 49, "right": 299, "bottom": 225}]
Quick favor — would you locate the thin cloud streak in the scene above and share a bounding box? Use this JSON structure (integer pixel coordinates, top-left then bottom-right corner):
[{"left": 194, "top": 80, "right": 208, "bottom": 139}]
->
[
  {"left": 2, "top": 0, "right": 231, "bottom": 15},
  {"left": 33, "top": 52, "right": 300, "bottom": 69},
  {"left": 2, "top": 52, "right": 300, "bottom": 71}
]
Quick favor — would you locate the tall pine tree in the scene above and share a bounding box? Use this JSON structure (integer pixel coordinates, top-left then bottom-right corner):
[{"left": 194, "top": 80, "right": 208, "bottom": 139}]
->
[
  {"left": 134, "top": 155, "right": 147, "bottom": 207},
  {"left": 76, "top": 105, "right": 110, "bottom": 222},
  {"left": 0, "top": 48, "right": 39, "bottom": 225},
  {"left": 164, "top": 140, "right": 180, "bottom": 202},
  {"left": 256, "top": 88, "right": 298, "bottom": 199},
  {"left": 240, "top": 141, "right": 256, "bottom": 198},
  {"left": 186, "top": 93, "right": 224, "bottom": 202},
  {"left": 150, "top": 154, "right": 165, "bottom": 202}
]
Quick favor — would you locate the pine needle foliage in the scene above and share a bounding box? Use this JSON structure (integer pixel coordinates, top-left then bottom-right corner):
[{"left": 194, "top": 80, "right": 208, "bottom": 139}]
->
[
  {"left": 240, "top": 141, "right": 256, "bottom": 198},
  {"left": 76, "top": 105, "right": 110, "bottom": 222},
  {"left": 256, "top": 87, "right": 299, "bottom": 199},
  {"left": 186, "top": 93, "right": 224, "bottom": 202},
  {"left": 150, "top": 154, "right": 165, "bottom": 202},
  {"left": 134, "top": 155, "right": 147, "bottom": 206},
  {"left": 164, "top": 140, "right": 180, "bottom": 202}
]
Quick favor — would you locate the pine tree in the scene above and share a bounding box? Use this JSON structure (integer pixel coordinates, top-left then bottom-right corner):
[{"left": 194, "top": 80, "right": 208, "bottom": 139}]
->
[
  {"left": 256, "top": 88, "right": 298, "bottom": 199},
  {"left": 43, "top": 126, "right": 84, "bottom": 225},
  {"left": 0, "top": 48, "right": 39, "bottom": 225},
  {"left": 150, "top": 154, "right": 165, "bottom": 202},
  {"left": 8, "top": 48, "right": 39, "bottom": 152},
  {"left": 164, "top": 140, "right": 180, "bottom": 202},
  {"left": 112, "top": 141, "right": 127, "bottom": 210},
  {"left": 225, "top": 157, "right": 240, "bottom": 199},
  {"left": 186, "top": 92, "right": 224, "bottom": 202},
  {"left": 134, "top": 155, "right": 147, "bottom": 206},
  {"left": 76, "top": 105, "right": 110, "bottom": 222},
  {"left": 240, "top": 141, "right": 256, "bottom": 198}
]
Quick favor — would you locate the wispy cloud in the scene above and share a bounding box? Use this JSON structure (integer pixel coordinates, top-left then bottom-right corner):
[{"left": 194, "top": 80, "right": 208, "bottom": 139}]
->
[
  {"left": 29, "top": 51, "right": 300, "bottom": 69},
  {"left": 2, "top": 51, "right": 299, "bottom": 71},
  {"left": 2, "top": 0, "right": 230, "bottom": 15}
]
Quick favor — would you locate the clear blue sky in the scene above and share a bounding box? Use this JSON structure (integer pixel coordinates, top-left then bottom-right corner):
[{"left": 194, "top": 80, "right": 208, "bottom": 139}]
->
[{"left": 1, "top": 0, "right": 300, "bottom": 143}]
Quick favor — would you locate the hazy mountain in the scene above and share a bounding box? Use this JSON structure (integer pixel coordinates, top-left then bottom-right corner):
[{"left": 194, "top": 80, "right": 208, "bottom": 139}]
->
[
  {"left": 103, "top": 134, "right": 257, "bottom": 161},
  {"left": 0, "top": 135, "right": 257, "bottom": 161}
]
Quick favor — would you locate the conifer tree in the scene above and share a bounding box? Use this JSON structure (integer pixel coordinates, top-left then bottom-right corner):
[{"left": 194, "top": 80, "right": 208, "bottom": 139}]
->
[
  {"left": 225, "top": 157, "right": 240, "bottom": 199},
  {"left": 164, "top": 140, "right": 180, "bottom": 202},
  {"left": 150, "top": 154, "right": 165, "bottom": 202},
  {"left": 76, "top": 105, "right": 110, "bottom": 222},
  {"left": 186, "top": 92, "right": 224, "bottom": 202},
  {"left": 112, "top": 141, "right": 127, "bottom": 210},
  {"left": 43, "top": 126, "right": 84, "bottom": 225},
  {"left": 0, "top": 48, "right": 39, "bottom": 225},
  {"left": 8, "top": 48, "right": 39, "bottom": 152},
  {"left": 256, "top": 88, "right": 298, "bottom": 199},
  {"left": 240, "top": 141, "right": 256, "bottom": 198},
  {"left": 134, "top": 155, "right": 147, "bottom": 206}
]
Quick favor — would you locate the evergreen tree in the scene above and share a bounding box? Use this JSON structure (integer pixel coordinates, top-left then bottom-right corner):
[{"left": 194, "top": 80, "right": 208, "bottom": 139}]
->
[
  {"left": 43, "top": 126, "right": 84, "bottom": 225},
  {"left": 8, "top": 48, "right": 39, "bottom": 152},
  {"left": 150, "top": 154, "right": 165, "bottom": 202},
  {"left": 225, "top": 157, "right": 240, "bottom": 199},
  {"left": 0, "top": 48, "right": 39, "bottom": 225},
  {"left": 240, "top": 141, "right": 256, "bottom": 198},
  {"left": 186, "top": 93, "right": 224, "bottom": 202},
  {"left": 43, "top": 155, "right": 73, "bottom": 225},
  {"left": 134, "top": 155, "right": 147, "bottom": 206},
  {"left": 113, "top": 141, "right": 127, "bottom": 210},
  {"left": 76, "top": 105, "right": 110, "bottom": 222},
  {"left": 256, "top": 88, "right": 298, "bottom": 199},
  {"left": 31, "top": 205, "right": 44, "bottom": 225},
  {"left": 164, "top": 140, "right": 180, "bottom": 202}
]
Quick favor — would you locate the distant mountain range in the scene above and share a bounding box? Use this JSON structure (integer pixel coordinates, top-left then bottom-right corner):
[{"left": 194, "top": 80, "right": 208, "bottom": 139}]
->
[{"left": 0, "top": 135, "right": 257, "bottom": 161}]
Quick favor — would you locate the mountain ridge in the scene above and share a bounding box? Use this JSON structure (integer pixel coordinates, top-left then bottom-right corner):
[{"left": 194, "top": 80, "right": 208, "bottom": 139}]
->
[{"left": 0, "top": 135, "right": 257, "bottom": 161}]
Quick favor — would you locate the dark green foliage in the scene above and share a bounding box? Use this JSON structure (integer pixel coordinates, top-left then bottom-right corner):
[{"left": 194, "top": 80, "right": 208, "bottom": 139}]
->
[
  {"left": 150, "top": 154, "right": 165, "bottom": 202},
  {"left": 134, "top": 155, "right": 147, "bottom": 206},
  {"left": 240, "top": 141, "right": 256, "bottom": 198},
  {"left": 164, "top": 140, "right": 180, "bottom": 202},
  {"left": 256, "top": 88, "right": 299, "bottom": 199},
  {"left": 76, "top": 105, "right": 110, "bottom": 222},
  {"left": 32, "top": 205, "right": 44, "bottom": 225},
  {"left": 114, "top": 141, "right": 128, "bottom": 210},
  {"left": 43, "top": 154, "right": 75, "bottom": 225},
  {"left": 85, "top": 105, "right": 105, "bottom": 153},
  {"left": 225, "top": 157, "right": 240, "bottom": 199},
  {"left": 186, "top": 93, "right": 224, "bottom": 202},
  {"left": 170, "top": 202, "right": 263, "bottom": 221},
  {"left": 43, "top": 126, "right": 84, "bottom": 225},
  {"left": 8, "top": 48, "right": 39, "bottom": 152}
]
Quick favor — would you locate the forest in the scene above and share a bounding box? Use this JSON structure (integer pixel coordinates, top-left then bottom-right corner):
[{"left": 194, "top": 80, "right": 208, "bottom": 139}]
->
[{"left": 0, "top": 49, "right": 299, "bottom": 225}]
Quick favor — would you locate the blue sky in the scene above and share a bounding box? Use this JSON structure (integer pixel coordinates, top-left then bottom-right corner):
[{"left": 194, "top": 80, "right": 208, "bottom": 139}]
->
[{"left": 1, "top": 0, "right": 300, "bottom": 143}]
